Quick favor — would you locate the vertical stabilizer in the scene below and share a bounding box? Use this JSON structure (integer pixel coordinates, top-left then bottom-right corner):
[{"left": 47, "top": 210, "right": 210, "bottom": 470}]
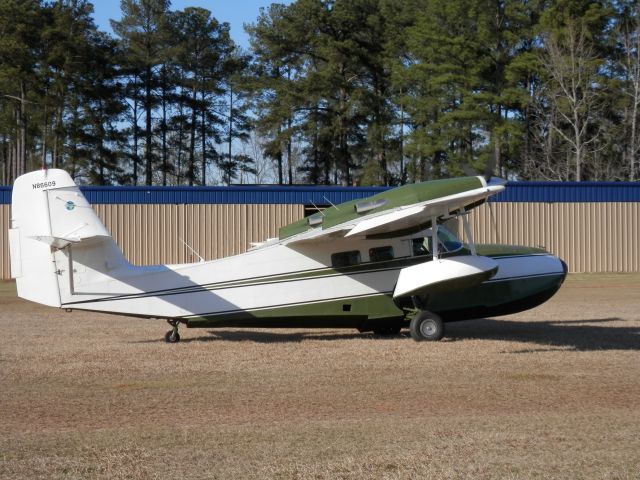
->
[{"left": 9, "top": 169, "right": 122, "bottom": 307}]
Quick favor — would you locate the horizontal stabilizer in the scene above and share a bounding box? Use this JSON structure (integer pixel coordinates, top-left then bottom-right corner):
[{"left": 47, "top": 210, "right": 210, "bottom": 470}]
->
[{"left": 29, "top": 234, "right": 111, "bottom": 249}]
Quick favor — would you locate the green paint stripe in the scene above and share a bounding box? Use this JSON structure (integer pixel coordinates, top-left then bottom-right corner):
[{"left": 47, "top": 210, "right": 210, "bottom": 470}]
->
[
  {"left": 63, "top": 247, "right": 549, "bottom": 307},
  {"left": 185, "top": 292, "right": 402, "bottom": 325},
  {"left": 63, "top": 256, "right": 430, "bottom": 305}
]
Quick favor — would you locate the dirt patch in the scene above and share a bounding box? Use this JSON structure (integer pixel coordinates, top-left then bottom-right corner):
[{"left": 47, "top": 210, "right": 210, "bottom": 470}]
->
[{"left": 1, "top": 275, "right": 639, "bottom": 479}]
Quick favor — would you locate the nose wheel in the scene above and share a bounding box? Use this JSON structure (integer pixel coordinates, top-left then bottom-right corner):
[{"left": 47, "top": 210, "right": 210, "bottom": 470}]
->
[
  {"left": 410, "top": 311, "right": 444, "bottom": 341},
  {"left": 165, "top": 319, "right": 181, "bottom": 343}
]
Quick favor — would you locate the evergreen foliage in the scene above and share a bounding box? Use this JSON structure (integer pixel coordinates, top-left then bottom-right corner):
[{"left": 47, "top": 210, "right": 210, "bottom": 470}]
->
[{"left": 1, "top": 0, "right": 639, "bottom": 185}]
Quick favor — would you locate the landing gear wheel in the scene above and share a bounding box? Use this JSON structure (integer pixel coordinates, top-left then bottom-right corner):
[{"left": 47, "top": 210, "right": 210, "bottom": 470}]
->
[
  {"left": 372, "top": 326, "right": 402, "bottom": 336},
  {"left": 165, "top": 319, "right": 181, "bottom": 343},
  {"left": 410, "top": 311, "right": 444, "bottom": 342},
  {"left": 164, "top": 329, "right": 180, "bottom": 343}
]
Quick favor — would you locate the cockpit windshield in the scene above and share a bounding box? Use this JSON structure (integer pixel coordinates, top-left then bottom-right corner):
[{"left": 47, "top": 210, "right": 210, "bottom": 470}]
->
[
  {"left": 437, "top": 226, "right": 464, "bottom": 252},
  {"left": 411, "top": 226, "right": 463, "bottom": 256}
]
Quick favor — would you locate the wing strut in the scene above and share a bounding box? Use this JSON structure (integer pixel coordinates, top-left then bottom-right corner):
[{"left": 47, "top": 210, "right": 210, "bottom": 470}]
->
[
  {"left": 461, "top": 212, "right": 477, "bottom": 256},
  {"left": 431, "top": 216, "right": 439, "bottom": 260}
]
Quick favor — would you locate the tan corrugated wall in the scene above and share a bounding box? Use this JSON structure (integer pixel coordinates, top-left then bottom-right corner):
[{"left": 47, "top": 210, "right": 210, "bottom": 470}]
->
[
  {"left": 1, "top": 204, "right": 304, "bottom": 277},
  {"left": 455, "top": 202, "right": 640, "bottom": 273},
  {"left": 1, "top": 201, "right": 638, "bottom": 278},
  {"left": 92, "top": 204, "right": 305, "bottom": 265}
]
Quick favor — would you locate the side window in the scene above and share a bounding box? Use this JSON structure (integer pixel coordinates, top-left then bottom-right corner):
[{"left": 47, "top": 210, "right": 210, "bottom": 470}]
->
[
  {"left": 412, "top": 238, "right": 431, "bottom": 256},
  {"left": 369, "top": 246, "right": 394, "bottom": 262},
  {"left": 331, "top": 250, "right": 361, "bottom": 268}
]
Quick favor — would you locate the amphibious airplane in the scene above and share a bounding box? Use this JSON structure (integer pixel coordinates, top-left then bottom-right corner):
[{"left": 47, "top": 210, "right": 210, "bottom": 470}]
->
[{"left": 8, "top": 169, "right": 567, "bottom": 342}]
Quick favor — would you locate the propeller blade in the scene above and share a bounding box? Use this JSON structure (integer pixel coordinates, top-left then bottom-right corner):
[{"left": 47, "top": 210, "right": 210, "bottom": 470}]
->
[{"left": 484, "top": 149, "right": 497, "bottom": 182}]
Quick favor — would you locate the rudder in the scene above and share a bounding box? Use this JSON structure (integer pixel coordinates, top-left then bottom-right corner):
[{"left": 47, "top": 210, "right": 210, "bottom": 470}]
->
[{"left": 9, "top": 169, "right": 123, "bottom": 307}]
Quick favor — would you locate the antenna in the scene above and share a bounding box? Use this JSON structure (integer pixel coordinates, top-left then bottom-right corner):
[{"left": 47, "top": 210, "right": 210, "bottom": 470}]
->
[
  {"left": 309, "top": 200, "right": 325, "bottom": 216},
  {"left": 323, "top": 195, "right": 340, "bottom": 211},
  {"left": 179, "top": 237, "right": 205, "bottom": 263}
]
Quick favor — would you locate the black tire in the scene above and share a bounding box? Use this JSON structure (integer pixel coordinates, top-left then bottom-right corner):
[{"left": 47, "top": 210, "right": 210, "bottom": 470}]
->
[
  {"left": 372, "top": 326, "right": 402, "bottom": 336},
  {"left": 410, "top": 311, "right": 444, "bottom": 342},
  {"left": 164, "top": 330, "right": 180, "bottom": 343}
]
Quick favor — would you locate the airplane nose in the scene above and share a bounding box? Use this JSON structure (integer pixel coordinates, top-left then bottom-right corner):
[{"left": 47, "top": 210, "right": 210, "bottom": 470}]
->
[{"left": 556, "top": 258, "right": 569, "bottom": 286}]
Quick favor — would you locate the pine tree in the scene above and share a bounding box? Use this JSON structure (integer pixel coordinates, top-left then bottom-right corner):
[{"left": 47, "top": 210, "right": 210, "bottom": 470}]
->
[
  {"left": 0, "top": 0, "right": 43, "bottom": 182},
  {"left": 219, "top": 47, "right": 254, "bottom": 185},
  {"left": 172, "top": 7, "right": 235, "bottom": 185},
  {"left": 246, "top": 3, "right": 306, "bottom": 184},
  {"left": 112, "top": 0, "right": 172, "bottom": 185}
]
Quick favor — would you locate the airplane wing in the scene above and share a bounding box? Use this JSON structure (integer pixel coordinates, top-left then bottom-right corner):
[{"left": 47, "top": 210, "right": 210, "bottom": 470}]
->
[
  {"left": 344, "top": 186, "right": 500, "bottom": 237},
  {"left": 282, "top": 177, "right": 505, "bottom": 246},
  {"left": 345, "top": 205, "right": 425, "bottom": 237}
]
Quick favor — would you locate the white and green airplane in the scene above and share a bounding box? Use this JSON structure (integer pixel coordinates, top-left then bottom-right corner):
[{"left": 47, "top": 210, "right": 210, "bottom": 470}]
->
[{"left": 8, "top": 169, "right": 567, "bottom": 343}]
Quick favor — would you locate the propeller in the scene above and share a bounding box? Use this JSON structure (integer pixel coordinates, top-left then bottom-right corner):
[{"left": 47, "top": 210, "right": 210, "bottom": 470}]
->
[
  {"left": 458, "top": 152, "right": 505, "bottom": 245},
  {"left": 460, "top": 148, "right": 498, "bottom": 183},
  {"left": 484, "top": 148, "right": 497, "bottom": 182}
]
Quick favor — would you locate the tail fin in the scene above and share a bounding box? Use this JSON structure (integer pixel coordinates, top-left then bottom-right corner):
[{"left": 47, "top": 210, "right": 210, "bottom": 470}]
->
[{"left": 9, "top": 169, "right": 126, "bottom": 307}]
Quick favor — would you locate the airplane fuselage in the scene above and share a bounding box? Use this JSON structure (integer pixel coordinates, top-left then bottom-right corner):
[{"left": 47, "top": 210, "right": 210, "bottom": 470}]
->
[
  {"left": 56, "top": 232, "right": 567, "bottom": 331},
  {"left": 10, "top": 169, "right": 567, "bottom": 341}
]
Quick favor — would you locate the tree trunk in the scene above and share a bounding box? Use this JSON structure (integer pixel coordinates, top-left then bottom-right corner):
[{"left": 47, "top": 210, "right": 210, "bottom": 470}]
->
[
  {"left": 19, "top": 81, "right": 27, "bottom": 176},
  {"left": 176, "top": 84, "right": 185, "bottom": 185},
  {"left": 276, "top": 123, "right": 283, "bottom": 185},
  {"left": 41, "top": 102, "right": 48, "bottom": 169},
  {"left": 201, "top": 89, "right": 207, "bottom": 185},
  {"left": 132, "top": 78, "right": 139, "bottom": 186},
  {"left": 631, "top": 80, "right": 639, "bottom": 181},
  {"left": 145, "top": 65, "right": 153, "bottom": 185},
  {"left": 228, "top": 88, "right": 233, "bottom": 185},
  {"left": 188, "top": 86, "right": 197, "bottom": 186},
  {"left": 161, "top": 66, "right": 168, "bottom": 186},
  {"left": 53, "top": 102, "right": 63, "bottom": 169},
  {"left": 399, "top": 97, "right": 405, "bottom": 185},
  {"left": 287, "top": 117, "right": 292, "bottom": 185},
  {"left": 574, "top": 109, "right": 581, "bottom": 181}
]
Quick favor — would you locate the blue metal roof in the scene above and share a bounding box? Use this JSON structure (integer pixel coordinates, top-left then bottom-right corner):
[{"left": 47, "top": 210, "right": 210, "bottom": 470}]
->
[
  {"left": 492, "top": 181, "right": 640, "bottom": 202},
  {"left": 1, "top": 181, "right": 639, "bottom": 204},
  {"left": 0, "top": 184, "right": 387, "bottom": 205}
]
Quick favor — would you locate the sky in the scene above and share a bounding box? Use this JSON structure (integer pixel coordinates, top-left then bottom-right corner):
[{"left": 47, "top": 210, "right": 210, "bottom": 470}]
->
[{"left": 91, "top": 0, "right": 291, "bottom": 49}]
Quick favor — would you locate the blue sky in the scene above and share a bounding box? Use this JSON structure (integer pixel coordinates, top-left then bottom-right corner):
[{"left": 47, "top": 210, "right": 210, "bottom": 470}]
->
[{"left": 91, "top": 1, "right": 292, "bottom": 49}]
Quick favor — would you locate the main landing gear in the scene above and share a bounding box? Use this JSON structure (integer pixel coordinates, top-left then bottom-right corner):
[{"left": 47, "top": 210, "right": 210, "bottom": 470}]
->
[
  {"left": 165, "top": 319, "right": 181, "bottom": 343},
  {"left": 410, "top": 311, "right": 444, "bottom": 342}
]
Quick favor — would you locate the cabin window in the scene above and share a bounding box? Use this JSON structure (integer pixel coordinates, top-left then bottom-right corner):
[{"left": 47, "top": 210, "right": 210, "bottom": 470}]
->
[
  {"left": 412, "top": 238, "right": 431, "bottom": 256},
  {"left": 411, "top": 226, "right": 463, "bottom": 257},
  {"left": 331, "top": 250, "right": 361, "bottom": 268},
  {"left": 369, "top": 246, "right": 394, "bottom": 262}
]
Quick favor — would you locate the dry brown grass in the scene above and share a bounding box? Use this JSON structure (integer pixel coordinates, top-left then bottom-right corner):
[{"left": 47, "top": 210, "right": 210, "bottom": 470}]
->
[{"left": 1, "top": 274, "right": 639, "bottom": 479}]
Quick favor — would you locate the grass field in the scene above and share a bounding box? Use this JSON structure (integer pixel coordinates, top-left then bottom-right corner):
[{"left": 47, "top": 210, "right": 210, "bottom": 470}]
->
[{"left": 1, "top": 274, "right": 639, "bottom": 479}]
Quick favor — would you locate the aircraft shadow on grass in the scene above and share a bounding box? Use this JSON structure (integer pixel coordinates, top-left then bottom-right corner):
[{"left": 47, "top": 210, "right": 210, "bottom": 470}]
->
[
  {"left": 443, "top": 317, "right": 640, "bottom": 352},
  {"left": 167, "top": 317, "right": 640, "bottom": 351},
  {"left": 182, "top": 330, "right": 396, "bottom": 344}
]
